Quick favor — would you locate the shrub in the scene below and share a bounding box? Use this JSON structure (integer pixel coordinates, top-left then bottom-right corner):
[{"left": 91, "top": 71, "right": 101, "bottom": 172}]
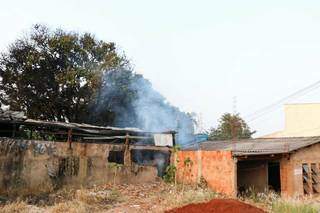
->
[{"left": 163, "top": 165, "right": 177, "bottom": 183}]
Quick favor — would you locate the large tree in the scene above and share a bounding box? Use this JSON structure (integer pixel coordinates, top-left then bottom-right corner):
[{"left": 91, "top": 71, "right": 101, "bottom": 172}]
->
[
  {"left": 0, "top": 25, "right": 194, "bottom": 141},
  {"left": 209, "top": 113, "right": 255, "bottom": 141},
  {"left": 0, "top": 24, "right": 128, "bottom": 122}
]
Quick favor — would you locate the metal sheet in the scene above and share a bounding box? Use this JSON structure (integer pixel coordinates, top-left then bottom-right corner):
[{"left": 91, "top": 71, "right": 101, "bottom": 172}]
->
[{"left": 154, "top": 134, "right": 173, "bottom": 147}]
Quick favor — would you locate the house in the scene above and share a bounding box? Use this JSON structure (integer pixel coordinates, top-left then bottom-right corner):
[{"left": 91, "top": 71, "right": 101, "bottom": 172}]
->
[
  {"left": 176, "top": 137, "right": 320, "bottom": 197},
  {"left": 263, "top": 103, "right": 320, "bottom": 138}
]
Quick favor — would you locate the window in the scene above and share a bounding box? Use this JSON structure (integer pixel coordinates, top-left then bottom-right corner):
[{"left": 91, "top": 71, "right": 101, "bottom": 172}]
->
[
  {"left": 58, "top": 156, "right": 79, "bottom": 177},
  {"left": 302, "top": 163, "right": 320, "bottom": 195},
  {"left": 108, "top": 151, "right": 124, "bottom": 164},
  {"left": 311, "top": 163, "right": 319, "bottom": 194},
  {"left": 303, "top": 163, "right": 311, "bottom": 195}
]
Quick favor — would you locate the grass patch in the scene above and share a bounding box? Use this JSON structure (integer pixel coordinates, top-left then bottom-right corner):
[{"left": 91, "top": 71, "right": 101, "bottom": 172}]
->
[
  {"left": 161, "top": 184, "right": 220, "bottom": 208},
  {"left": 239, "top": 188, "right": 320, "bottom": 213},
  {"left": 1, "top": 201, "right": 35, "bottom": 213},
  {"left": 272, "top": 200, "right": 320, "bottom": 213},
  {"left": 49, "top": 200, "right": 88, "bottom": 213},
  {"left": 74, "top": 188, "right": 120, "bottom": 206},
  {"left": 1, "top": 185, "right": 122, "bottom": 213}
]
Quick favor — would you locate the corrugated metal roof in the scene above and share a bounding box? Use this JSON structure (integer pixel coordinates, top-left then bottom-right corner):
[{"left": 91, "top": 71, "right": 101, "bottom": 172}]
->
[
  {"left": 0, "top": 110, "right": 26, "bottom": 121},
  {"left": 0, "top": 110, "right": 175, "bottom": 136},
  {"left": 182, "top": 136, "right": 320, "bottom": 156},
  {"left": 0, "top": 111, "right": 144, "bottom": 134}
]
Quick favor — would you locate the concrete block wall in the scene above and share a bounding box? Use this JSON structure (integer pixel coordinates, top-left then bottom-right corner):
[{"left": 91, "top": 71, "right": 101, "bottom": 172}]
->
[
  {"left": 0, "top": 138, "right": 158, "bottom": 196},
  {"left": 176, "top": 150, "right": 236, "bottom": 196}
]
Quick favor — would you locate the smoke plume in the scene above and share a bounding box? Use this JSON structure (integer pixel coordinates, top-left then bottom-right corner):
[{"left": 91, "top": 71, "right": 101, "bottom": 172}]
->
[{"left": 93, "top": 68, "right": 194, "bottom": 145}]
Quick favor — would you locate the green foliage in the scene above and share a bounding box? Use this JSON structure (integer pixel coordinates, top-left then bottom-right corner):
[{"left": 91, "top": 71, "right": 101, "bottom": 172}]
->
[
  {"left": 20, "top": 126, "right": 56, "bottom": 141},
  {"left": 0, "top": 24, "right": 195, "bottom": 135},
  {"left": 172, "top": 145, "right": 181, "bottom": 153},
  {"left": 0, "top": 24, "right": 128, "bottom": 123},
  {"left": 163, "top": 165, "right": 177, "bottom": 183},
  {"left": 239, "top": 188, "right": 320, "bottom": 213},
  {"left": 108, "top": 162, "right": 123, "bottom": 170},
  {"left": 108, "top": 162, "right": 123, "bottom": 186},
  {"left": 208, "top": 113, "right": 255, "bottom": 141},
  {"left": 183, "top": 157, "right": 193, "bottom": 167},
  {"left": 163, "top": 145, "right": 181, "bottom": 184},
  {"left": 272, "top": 200, "right": 320, "bottom": 213}
]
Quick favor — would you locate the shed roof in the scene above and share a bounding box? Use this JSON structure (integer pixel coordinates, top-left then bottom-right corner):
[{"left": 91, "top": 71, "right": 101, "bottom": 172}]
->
[
  {"left": 183, "top": 136, "right": 320, "bottom": 156},
  {"left": 0, "top": 110, "right": 175, "bottom": 137},
  {"left": 0, "top": 110, "right": 26, "bottom": 121}
]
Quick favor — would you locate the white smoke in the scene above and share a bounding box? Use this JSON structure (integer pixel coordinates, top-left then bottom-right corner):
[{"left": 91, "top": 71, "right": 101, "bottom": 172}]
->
[{"left": 95, "top": 68, "right": 195, "bottom": 145}]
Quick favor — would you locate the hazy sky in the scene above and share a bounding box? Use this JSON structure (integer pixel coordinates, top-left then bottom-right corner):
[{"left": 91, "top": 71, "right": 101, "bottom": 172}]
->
[{"left": 1, "top": 0, "right": 320, "bottom": 136}]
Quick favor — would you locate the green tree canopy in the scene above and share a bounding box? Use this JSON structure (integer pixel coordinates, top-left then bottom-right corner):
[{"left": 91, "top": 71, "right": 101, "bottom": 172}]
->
[
  {"left": 208, "top": 113, "right": 255, "bottom": 141},
  {"left": 0, "top": 24, "right": 194, "bottom": 142},
  {"left": 0, "top": 24, "right": 128, "bottom": 122}
]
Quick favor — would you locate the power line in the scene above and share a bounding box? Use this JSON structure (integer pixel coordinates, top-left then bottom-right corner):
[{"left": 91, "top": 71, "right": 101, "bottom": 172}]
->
[
  {"left": 246, "top": 80, "right": 320, "bottom": 121},
  {"left": 245, "top": 80, "right": 320, "bottom": 122},
  {"left": 233, "top": 96, "right": 237, "bottom": 115}
]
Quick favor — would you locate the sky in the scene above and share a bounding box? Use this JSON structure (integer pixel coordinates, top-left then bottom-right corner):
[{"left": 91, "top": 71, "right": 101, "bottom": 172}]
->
[{"left": 1, "top": 0, "right": 320, "bottom": 136}]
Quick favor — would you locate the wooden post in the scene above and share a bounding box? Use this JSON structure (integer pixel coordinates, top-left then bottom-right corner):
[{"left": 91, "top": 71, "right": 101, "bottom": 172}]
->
[
  {"left": 12, "top": 123, "right": 16, "bottom": 138},
  {"left": 67, "top": 129, "right": 73, "bottom": 150},
  {"left": 124, "top": 133, "right": 131, "bottom": 167}
]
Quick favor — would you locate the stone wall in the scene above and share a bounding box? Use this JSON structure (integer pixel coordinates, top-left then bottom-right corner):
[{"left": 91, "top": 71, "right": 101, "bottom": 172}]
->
[{"left": 0, "top": 138, "right": 158, "bottom": 196}]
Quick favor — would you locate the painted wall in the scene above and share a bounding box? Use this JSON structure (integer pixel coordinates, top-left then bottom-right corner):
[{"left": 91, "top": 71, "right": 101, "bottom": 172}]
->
[
  {"left": 263, "top": 103, "right": 320, "bottom": 138},
  {"left": 176, "top": 150, "right": 236, "bottom": 196}
]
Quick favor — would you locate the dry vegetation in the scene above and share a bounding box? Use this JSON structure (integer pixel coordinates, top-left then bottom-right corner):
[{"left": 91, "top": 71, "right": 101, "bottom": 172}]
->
[
  {"left": 240, "top": 189, "right": 320, "bottom": 213},
  {"left": 2, "top": 182, "right": 320, "bottom": 213},
  {"left": 1, "top": 185, "right": 122, "bottom": 213},
  {"left": 0, "top": 181, "right": 219, "bottom": 213}
]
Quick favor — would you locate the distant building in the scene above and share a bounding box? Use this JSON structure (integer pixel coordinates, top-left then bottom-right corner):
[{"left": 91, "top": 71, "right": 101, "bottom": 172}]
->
[{"left": 263, "top": 103, "right": 320, "bottom": 138}]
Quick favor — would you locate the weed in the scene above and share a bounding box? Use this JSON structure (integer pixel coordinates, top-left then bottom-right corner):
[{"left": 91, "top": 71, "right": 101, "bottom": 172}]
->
[
  {"left": 163, "top": 165, "right": 177, "bottom": 183},
  {"left": 1, "top": 201, "right": 33, "bottom": 213},
  {"left": 272, "top": 200, "right": 320, "bottom": 213},
  {"left": 108, "top": 162, "right": 123, "bottom": 186},
  {"left": 49, "top": 200, "right": 88, "bottom": 213}
]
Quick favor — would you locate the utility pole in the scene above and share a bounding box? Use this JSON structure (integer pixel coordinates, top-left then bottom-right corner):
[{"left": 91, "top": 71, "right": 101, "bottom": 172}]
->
[{"left": 232, "top": 96, "right": 237, "bottom": 115}]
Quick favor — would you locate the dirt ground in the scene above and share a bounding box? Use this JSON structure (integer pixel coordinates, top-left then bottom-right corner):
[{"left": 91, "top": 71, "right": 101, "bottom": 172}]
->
[
  {"left": 166, "top": 199, "right": 265, "bottom": 213},
  {"left": 106, "top": 182, "right": 173, "bottom": 213},
  {"left": 0, "top": 181, "right": 267, "bottom": 213}
]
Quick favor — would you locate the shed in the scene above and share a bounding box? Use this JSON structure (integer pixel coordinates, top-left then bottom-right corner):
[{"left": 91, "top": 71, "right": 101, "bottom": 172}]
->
[{"left": 0, "top": 110, "right": 175, "bottom": 195}]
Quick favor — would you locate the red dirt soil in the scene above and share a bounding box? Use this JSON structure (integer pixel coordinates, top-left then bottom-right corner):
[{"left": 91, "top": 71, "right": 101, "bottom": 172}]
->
[{"left": 166, "top": 199, "right": 265, "bottom": 213}]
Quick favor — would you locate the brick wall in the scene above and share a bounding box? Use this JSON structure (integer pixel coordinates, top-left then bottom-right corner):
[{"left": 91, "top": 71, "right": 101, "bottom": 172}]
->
[
  {"left": 280, "top": 143, "right": 320, "bottom": 197},
  {"left": 176, "top": 150, "right": 236, "bottom": 196},
  {"left": 176, "top": 151, "right": 199, "bottom": 184}
]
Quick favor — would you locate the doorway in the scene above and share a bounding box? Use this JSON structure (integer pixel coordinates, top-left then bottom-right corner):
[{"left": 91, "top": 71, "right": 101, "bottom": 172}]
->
[{"left": 268, "top": 162, "right": 281, "bottom": 192}]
